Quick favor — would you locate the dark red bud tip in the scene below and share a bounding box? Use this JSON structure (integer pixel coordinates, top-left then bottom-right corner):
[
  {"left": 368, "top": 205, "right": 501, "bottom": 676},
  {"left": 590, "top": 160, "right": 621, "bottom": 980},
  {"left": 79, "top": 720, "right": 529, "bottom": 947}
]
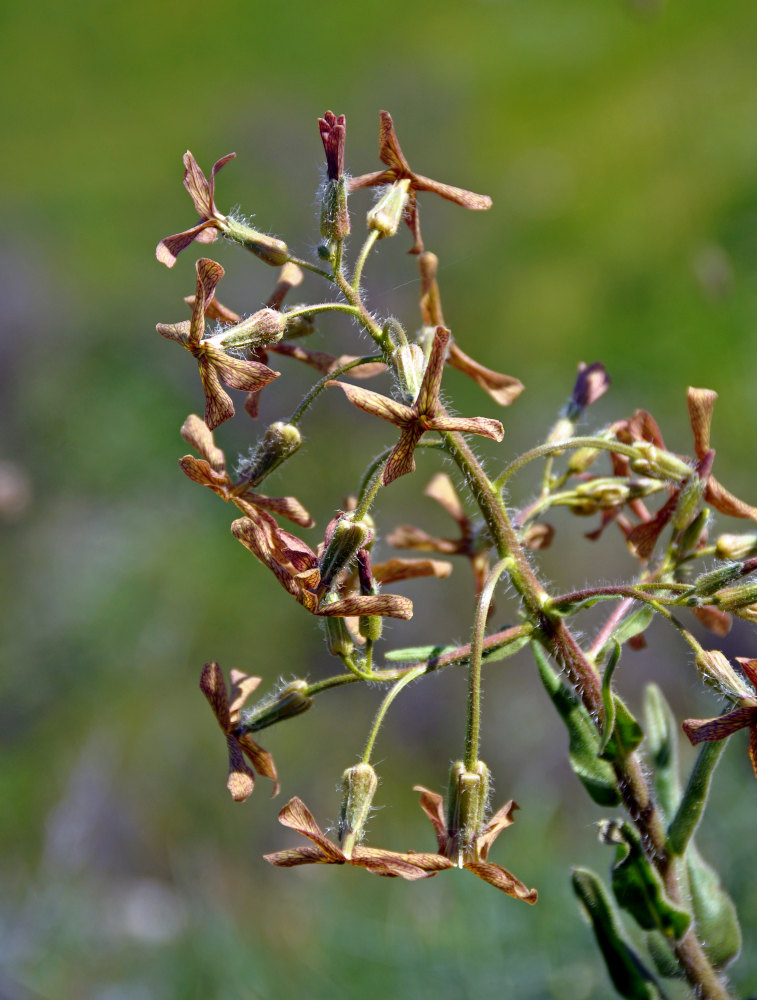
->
[{"left": 319, "top": 111, "right": 346, "bottom": 180}]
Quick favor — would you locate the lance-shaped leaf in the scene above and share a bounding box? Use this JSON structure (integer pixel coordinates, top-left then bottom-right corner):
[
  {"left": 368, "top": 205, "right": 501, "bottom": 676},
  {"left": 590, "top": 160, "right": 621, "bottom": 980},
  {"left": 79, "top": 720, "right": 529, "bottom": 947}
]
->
[
  {"left": 572, "top": 868, "right": 665, "bottom": 1000},
  {"left": 349, "top": 111, "right": 491, "bottom": 253},
  {"left": 600, "top": 820, "right": 690, "bottom": 940},
  {"left": 532, "top": 642, "right": 621, "bottom": 806},
  {"left": 685, "top": 842, "right": 742, "bottom": 969},
  {"left": 643, "top": 684, "right": 681, "bottom": 821},
  {"left": 156, "top": 259, "right": 279, "bottom": 429},
  {"left": 329, "top": 328, "right": 503, "bottom": 484}
]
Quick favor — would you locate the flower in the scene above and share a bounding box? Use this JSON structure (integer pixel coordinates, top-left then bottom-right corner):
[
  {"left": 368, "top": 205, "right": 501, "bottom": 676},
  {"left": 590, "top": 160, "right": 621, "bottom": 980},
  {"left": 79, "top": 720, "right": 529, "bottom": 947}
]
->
[
  {"left": 178, "top": 414, "right": 313, "bottom": 527},
  {"left": 683, "top": 658, "right": 757, "bottom": 778},
  {"left": 264, "top": 797, "right": 449, "bottom": 879},
  {"left": 318, "top": 110, "right": 346, "bottom": 182},
  {"left": 349, "top": 111, "right": 492, "bottom": 254},
  {"left": 418, "top": 252, "right": 524, "bottom": 406},
  {"left": 156, "top": 258, "right": 280, "bottom": 429},
  {"left": 328, "top": 327, "right": 504, "bottom": 484},
  {"left": 199, "top": 662, "right": 279, "bottom": 801},
  {"left": 388, "top": 472, "right": 491, "bottom": 598},
  {"left": 156, "top": 151, "right": 236, "bottom": 267},
  {"left": 414, "top": 786, "right": 538, "bottom": 902}
]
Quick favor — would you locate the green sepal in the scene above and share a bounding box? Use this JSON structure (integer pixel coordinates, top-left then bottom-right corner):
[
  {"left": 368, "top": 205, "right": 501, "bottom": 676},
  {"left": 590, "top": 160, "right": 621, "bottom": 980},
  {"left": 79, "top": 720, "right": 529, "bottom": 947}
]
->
[
  {"left": 597, "top": 604, "right": 655, "bottom": 662},
  {"left": 532, "top": 642, "right": 621, "bottom": 806},
  {"left": 601, "top": 820, "right": 690, "bottom": 940},
  {"left": 383, "top": 644, "right": 454, "bottom": 665},
  {"left": 643, "top": 684, "right": 681, "bottom": 821},
  {"left": 572, "top": 868, "right": 666, "bottom": 1000},
  {"left": 686, "top": 843, "right": 742, "bottom": 969}
]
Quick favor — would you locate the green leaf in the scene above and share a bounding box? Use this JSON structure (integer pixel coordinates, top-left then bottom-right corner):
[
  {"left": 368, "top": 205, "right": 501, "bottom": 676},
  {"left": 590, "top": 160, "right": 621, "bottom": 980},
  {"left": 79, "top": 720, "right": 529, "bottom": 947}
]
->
[
  {"left": 601, "top": 820, "right": 690, "bottom": 940},
  {"left": 598, "top": 604, "right": 656, "bottom": 661},
  {"left": 686, "top": 843, "right": 742, "bottom": 969},
  {"left": 572, "top": 868, "right": 666, "bottom": 1000},
  {"left": 645, "top": 932, "right": 683, "bottom": 980},
  {"left": 666, "top": 739, "right": 726, "bottom": 857},
  {"left": 532, "top": 642, "right": 621, "bottom": 806},
  {"left": 643, "top": 684, "right": 681, "bottom": 821}
]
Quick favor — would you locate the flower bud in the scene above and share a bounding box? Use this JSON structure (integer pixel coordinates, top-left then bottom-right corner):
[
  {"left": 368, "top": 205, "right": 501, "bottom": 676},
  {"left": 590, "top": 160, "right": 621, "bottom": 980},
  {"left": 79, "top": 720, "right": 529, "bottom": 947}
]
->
[
  {"left": 671, "top": 474, "right": 705, "bottom": 532},
  {"left": 567, "top": 446, "right": 601, "bottom": 475},
  {"left": 716, "top": 533, "right": 757, "bottom": 561},
  {"left": 318, "top": 515, "right": 373, "bottom": 596},
  {"left": 321, "top": 597, "right": 354, "bottom": 658},
  {"left": 320, "top": 176, "right": 350, "bottom": 242},
  {"left": 676, "top": 509, "right": 709, "bottom": 556},
  {"left": 221, "top": 216, "right": 289, "bottom": 266},
  {"left": 692, "top": 562, "right": 742, "bottom": 597},
  {"left": 629, "top": 442, "right": 691, "bottom": 482},
  {"left": 392, "top": 343, "right": 426, "bottom": 403},
  {"left": 713, "top": 580, "right": 757, "bottom": 612},
  {"left": 546, "top": 416, "right": 575, "bottom": 446},
  {"left": 367, "top": 179, "right": 411, "bottom": 238},
  {"left": 282, "top": 309, "right": 316, "bottom": 340},
  {"left": 445, "top": 760, "right": 490, "bottom": 863},
  {"left": 694, "top": 649, "right": 749, "bottom": 698},
  {"left": 242, "top": 680, "right": 313, "bottom": 732},
  {"left": 338, "top": 762, "right": 378, "bottom": 858},
  {"left": 208, "top": 308, "right": 286, "bottom": 351},
  {"left": 238, "top": 422, "right": 302, "bottom": 487}
]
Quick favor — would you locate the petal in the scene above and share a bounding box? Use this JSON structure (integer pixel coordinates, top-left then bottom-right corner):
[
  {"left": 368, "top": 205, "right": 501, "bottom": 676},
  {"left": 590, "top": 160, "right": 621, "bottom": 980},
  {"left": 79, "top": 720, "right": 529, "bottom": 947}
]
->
[
  {"left": 199, "top": 661, "right": 231, "bottom": 731},
  {"left": 414, "top": 785, "right": 449, "bottom": 854},
  {"left": 416, "top": 327, "right": 450, "bottom": 414},
  {"left": 425, "top": 472, "right": 465, "bottom": 524},
  {"left": 180, "top": 414, "right": 226, "bottom": 469},
  {"left": 208, "top": 152, "right": 236, "bottom": 203},
  {"left": 682, "top": 707, "right": 757, "bottom": 744},
  {"left": 156, "top": 320, "right": 191, "bottom": 345},
  {"left": 693, "top": 606, "right": 733, "bottom": 637},
  {"left": 447, "top": 342, "right": 524, "bottom": 406},
  {"left": 226, "top": 735, "right": 256, "bottom": 802},
  {"left": 182, "top": 150, "right": 214, "bottom": 217},
  {"left": 317, "top": 594, "right": 414, "bottom": 620},
  {"left": 572, "top": 362, "right": 610, "bottom": 410},
  {"left": 228, "top": 670, "right": 263, "bottom": 717},
  {"left": 238, "top": 734, "right": 280, "bottom": 796},
  {"left": 430, "top": 415, "right": 504, "bottom": 442},
  {"left": 626, "top": 491, "right": 679, "bottom": 561},
  {"left": 199, "top": 359, "right": 236, "bottom": 429},
  {"left": 749, "top": 726, "right": 757, "bottom": 779},
  {"left": 383, "top": 425, "right": 425, "bottom": 484},
  {"left": 264, "top": 846, "right": 342, "bottom": 868},
  {"left": 204, "top": 344, "right": 280, "bottom": 393},
  {"left": 387, "top": 523, "right": 460, "bottom": 555},
  {"left": 412, "top": 173, "right": 493, "bottom": 212},
  {"left": 191, "top": 259, "right": 226, "bottom": 345},
  {"left": 185, "top": 294, "right": 241, "bottom": 326},
  {"left": 464, "top": 861, "right": 538, "bottom": 903},
  {"left": 477, "top": 800, "right": 518, "bottom": 859},
  {"left": 156, "top": 221, "right": 218, "bottom": 268},
  {"left": 687, "top": 387, "right": 717, "bottom": 460},
  {"left": 735, "top": 658, "right": 757, "bottom": 690},
  {"left": 276, "top": 797, "right": 344, "bottom": 861},
  {"left": 704, "top": 477, "right": 757, "bottom": 521},
  {"left": 419, "top": 252, "right": 445, "bottom": 327},
  {"left": 351, "top": 847, "right": 449, "bottom": 880},
  {"left": 347, "top": 169, "right": 391, "bottom": 192},
  {"left": 327, "top": 381, "right": 412, "bottom": 427},
  {"left": 372, "top": 558, "right": 452, "bottom": 583},
  {"left": 238, "top": 490, "right": 314, "bottom": 528},
  {"left": 377, "top": 110, "right": 412, "bottom": 174},
  {"left": 266, "top": 262, "right": 304, "bottom": 310},
  {"left": 179, "top": 455, "right": 229, "bottom": 498}
]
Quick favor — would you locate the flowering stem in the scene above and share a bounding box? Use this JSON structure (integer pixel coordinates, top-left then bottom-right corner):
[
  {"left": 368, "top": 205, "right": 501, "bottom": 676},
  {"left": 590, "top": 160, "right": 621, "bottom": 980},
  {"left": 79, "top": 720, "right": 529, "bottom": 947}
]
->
[
  {"left": 352, "top": 229, "right": 380, "bottom": 291},
  {"left": 465, "top": 557, "right": 513, "bottom": 770},
  {"left": 283, "top": 302, "right": 361, "bottom": 321},
  {"left": 361, "top": 666, "right": 425, "bottom": 764},
  {"left": 287, "top": 354, "right": 383, "bottom": 426},
  {"left": 286, "top": 254, "right": 334, "bottom": 281}
]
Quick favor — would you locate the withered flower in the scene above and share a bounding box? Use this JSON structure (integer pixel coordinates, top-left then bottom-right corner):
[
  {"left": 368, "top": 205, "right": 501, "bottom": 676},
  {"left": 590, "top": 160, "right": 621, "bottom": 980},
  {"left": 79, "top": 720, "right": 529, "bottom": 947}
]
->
[
  {"left": 156, "top": 151, "right": 236, "bottom": 267},
  {"left": 179, "top": 414, "right": 312, "bottom": 527},
  {"left": 329, "top": 327, "right": 504, "bottom": 484},
  {"left": 349, "top": 112, "right": 492, "bottom": 254},
  {"left": 419, "top": 252, "right": 524, "bottom": 406},
  {"left": 683, "top": 658, "right": 757, "bottom": 778},
  {"left": 388, "top": 472, "right": 491, "bottom": 598},
  {"left": 414, "top": 786, "right": 538, "bottom": 902},
  {"left": 265, "top": 797, "right": 449, "bottom": 878},
  {"left": 156, "top": 259, "right": 280, "bottom": 429},
  {"left": 199, "top": 662, "right": 279, "bottom": 801}
]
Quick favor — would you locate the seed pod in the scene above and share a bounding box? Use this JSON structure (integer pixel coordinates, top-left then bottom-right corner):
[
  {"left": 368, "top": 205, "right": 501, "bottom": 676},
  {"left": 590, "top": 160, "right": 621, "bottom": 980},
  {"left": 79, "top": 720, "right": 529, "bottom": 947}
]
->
[{"left": 367, "top": 179, "right": 411, "bottom": 237}]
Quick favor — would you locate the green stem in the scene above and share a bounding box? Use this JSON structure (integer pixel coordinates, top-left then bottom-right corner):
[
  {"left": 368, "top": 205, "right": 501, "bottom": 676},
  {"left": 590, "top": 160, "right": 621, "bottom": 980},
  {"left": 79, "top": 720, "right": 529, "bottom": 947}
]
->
[
  {"left": 352, "top": 229, "right": 380, "bottom": 291},
  {"left": 283, "top": 302, "right": 361, "bottom": 321},
  {"left": 361, "top": 666, "right": 425, "bottom": 764},
  {"left": 667, "top": 740, "right": 726, "bottom": 857},
  {"left": 465, "top": 557, "right": 513, "bottom": 770},
  {"left": 493, "top": 436, "right": 663, "bottom": 490},
  {"left": 286, "top": 254, "right": 334, "bottom": 281},
  {"left": 287, "top": 354, "right": 383, "bottom": 425}
]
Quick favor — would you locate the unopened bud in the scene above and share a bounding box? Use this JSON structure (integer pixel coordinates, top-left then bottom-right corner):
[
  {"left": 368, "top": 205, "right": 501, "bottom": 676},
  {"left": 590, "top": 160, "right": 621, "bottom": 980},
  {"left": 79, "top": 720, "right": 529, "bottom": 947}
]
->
[
  {"left": 713, "top": 580, "right": 757, "bottom": 612},
  {"left": 546, "top": 416, "right": 575, "bottom": 447},
  {"left": 338, "top": 763, "right": 378, "bottom": 858},
  {"left": 282, "top": 308, "right": 316, "bottom": 339},
  {"left": 320, "top": 176, "right": 350, "bottom": 242},
  {"left": 242, "top": 680, "right": 313, "bottom": 732},
  {"left": 392, "top": 343, "right": 426, "bottom": 403},
  {"left": 567, "top": 447, "right": 601, "bottom": 475},
  {"left": 716, "top": 533, "right": 757, "bottom": 561},
  {"left": 318, "top": 515, "right": 373, "bottom": 595},
  {"left": 695, "top": 649, "right": 749, "bottom": 698},
  {"left": 239, "top": 422, "right": 302, "bottom": 487},
  {"left": 222, "top": 217, "right": 289, "bottom": 266},
  {"left": 692, "top": 562, "right": 742, "bottom": 597},
  {"left": 367, "top": 179, "right": 410, "bottom": 238},
  {"left": 671, "top": 475, "right": 705, "bottom": 532},
  {"left": 677, "top": 509, "right": 709, "bottom": 555},
  {"left": 630, "top": 442, "right": 691, "bottom": 482},
  {"left": 321, "top": 599, "right": 354, "bottom": 658},
  {"left": 208, "top": 308, "right": 286, "bottom": 351},
  {"left": 446, "top": 760, "right": 490, "bottom": 863}
]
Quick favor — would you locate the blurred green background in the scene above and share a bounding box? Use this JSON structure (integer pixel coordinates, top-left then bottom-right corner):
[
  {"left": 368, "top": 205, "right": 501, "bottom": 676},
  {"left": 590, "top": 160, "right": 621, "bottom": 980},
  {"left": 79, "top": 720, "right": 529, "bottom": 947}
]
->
[{"left": 3, "top": 0, "right": 757, "bottom": 997}]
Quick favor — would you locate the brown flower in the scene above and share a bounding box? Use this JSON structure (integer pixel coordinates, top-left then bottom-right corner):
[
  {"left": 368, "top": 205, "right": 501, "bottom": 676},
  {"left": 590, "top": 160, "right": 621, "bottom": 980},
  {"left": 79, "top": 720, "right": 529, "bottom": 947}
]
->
[
  {"left": 329, "top": 327, "right": 504, "bottom": 484},
  {"left": 199, "top": 662, "right": 278, "bottom": 801},
  {"left": 419, "top": 252, "right": 524, "bottom": 406},
  {"left": 683, "top": 658, "right": 757, "bottom": 778},
  {"left": 156, "top": 151, "right": 236, "bottom": 267},
  {"left": 388, "top": 472, "right": 491, "bottom": 598},
  {"left": 179, "top": 414, "right": 312, "bottom": 527},
  {"left": 318, "top": 111, "right": 346, "bottom": 182},
  {"left": 156, "top": 258, "right": 280, "bottom": 429},
  {"left": 349, "top": 112, "right": 492, "bottom": 254},
  {"left": 265, "top": 797, "right": 450, "bottom": 878},
  {"left": 414, "top": 786, "right": 538, "bottom": 902}
]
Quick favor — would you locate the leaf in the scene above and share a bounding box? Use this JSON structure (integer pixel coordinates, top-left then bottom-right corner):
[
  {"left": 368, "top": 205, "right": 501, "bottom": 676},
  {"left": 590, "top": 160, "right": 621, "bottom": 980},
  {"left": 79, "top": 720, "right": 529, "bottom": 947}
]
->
[
  {"left": 532, "top": 642, "right": 621, "bottom": 806},
  {"left": 686, "top": 843, "right": 742, "bottom": 969},
  {"left": 643, "top": 684, "right": 681, "bottom": 821},
  {"left": 598, "top": 604, "right": 656, "bottom": 661},
  {"left": 601, "top": 820, "right": 690, "bottom": 940},
  {"left": 572, "top": 868, "right": 666, "bottom": 1000}
]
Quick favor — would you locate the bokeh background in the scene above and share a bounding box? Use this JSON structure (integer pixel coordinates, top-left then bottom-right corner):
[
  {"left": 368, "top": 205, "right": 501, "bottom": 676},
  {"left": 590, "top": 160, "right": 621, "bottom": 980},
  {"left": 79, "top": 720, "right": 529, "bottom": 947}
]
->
[{"left": 3, "top": 0, "right": 757, "bottom": 997}]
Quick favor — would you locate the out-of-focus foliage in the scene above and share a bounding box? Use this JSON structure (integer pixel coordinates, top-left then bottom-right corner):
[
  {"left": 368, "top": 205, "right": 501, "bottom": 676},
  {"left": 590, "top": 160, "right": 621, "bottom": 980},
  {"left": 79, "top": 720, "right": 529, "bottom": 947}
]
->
[{"left": 2, "top": 0, "right": 757, "bottom": 997}]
